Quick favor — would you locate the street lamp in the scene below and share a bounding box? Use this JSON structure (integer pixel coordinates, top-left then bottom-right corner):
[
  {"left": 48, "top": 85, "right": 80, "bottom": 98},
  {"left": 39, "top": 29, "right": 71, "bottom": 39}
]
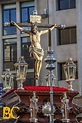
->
[
  {"left": 1, "top": 69, "right": 13, "bottom": 92},
  {"left": 63, "top": 58, "right": 76, "bottom": 90},
  {"left": 14, "top": 56, "right": 28, "bottom": 90}
]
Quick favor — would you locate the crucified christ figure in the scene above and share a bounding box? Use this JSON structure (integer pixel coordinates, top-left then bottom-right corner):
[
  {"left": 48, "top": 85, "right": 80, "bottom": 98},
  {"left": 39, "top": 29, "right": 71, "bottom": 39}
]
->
[{"left": 11, "top": 22, "right": 57, "bottom": 85}]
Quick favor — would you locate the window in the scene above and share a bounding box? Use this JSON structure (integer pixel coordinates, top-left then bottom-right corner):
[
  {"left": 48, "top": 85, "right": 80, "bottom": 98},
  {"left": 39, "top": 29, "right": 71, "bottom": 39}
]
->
[
  {"left": 21, "top": 1, "right": 35, "bottom": 86},
  {"left": 58, "top": 27, "right": 76, "bottom": 45},
  {"left": 3, "top": 4, "right": 16, "bottom": 35},
  {"left": 21, "top": 37, "right": 35, "bottom": 86},
  {"left": 21, "top": 37, "right": 34, "bottom": 69},
  {"left": 21, "top": 1, "right": 34, "bottom": 23},
  {"left": 3, "top": 38, "right": 17, "bottom": 71},
  {"left": 24, "top": 72, "right": 35, "bottom": 86},
  {"left": 57, "top": 0, "right": 76, "bottom": 10},
  {"left": 57, "top": 61, "right": 78, "bottom": 81}
]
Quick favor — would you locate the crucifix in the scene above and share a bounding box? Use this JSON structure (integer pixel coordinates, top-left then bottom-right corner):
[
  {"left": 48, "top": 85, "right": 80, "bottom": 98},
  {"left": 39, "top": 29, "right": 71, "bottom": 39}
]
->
[{"left": 9, "top": 10, "right": 65, "bottom": 86}]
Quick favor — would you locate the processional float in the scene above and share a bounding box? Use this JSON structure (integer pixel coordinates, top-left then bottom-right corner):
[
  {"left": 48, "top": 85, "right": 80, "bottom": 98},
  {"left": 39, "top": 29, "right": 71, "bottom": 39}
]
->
[{"left": 1, "top": 10, "right": 82, "bottom": 123}]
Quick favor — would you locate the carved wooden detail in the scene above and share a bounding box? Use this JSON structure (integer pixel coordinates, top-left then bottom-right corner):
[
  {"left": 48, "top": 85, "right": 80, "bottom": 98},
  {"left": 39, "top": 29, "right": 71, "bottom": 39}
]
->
[{"left": 2, "top": 88, "right": 81, "bottom": 123}]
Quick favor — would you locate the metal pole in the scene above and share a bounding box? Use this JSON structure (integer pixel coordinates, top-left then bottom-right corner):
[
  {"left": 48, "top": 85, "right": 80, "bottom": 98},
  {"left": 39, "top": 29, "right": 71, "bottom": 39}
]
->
[
  {"left": 45, "top": 30, "right": 56, "bottom": 123},
  {"left": 48, "top": 29, "right": 51, "bottom": 47},
  {"left": 48, "top": 30, "right": 54, "bottom": 123},
  {"left": 49, "top": 70, "right": 54, "bottom": 123}
]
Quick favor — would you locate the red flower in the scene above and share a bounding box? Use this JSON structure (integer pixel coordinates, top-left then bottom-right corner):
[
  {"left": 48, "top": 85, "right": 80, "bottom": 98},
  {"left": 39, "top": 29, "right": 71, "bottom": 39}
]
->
[{"left": 24, "top": 86, "right": 68, "bottom": 92}]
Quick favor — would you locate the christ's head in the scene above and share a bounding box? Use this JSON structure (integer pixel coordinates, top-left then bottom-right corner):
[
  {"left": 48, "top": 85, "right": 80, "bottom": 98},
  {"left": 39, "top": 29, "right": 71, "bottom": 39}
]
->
[{"left": 31, "top": 25, "right": 38, "bottom": 34}]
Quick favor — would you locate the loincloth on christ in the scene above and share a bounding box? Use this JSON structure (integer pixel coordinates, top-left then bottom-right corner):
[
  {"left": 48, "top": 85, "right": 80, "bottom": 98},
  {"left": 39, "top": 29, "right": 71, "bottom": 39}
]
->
[{"left": 29, "top": 45, "right": 44, "bottom": 58}]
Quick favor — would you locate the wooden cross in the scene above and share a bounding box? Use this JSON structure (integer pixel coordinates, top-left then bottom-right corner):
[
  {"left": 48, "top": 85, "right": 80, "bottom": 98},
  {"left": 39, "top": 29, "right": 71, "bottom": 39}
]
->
[{"left": 11, "top": 22, "right": 65, "bottom": 47}]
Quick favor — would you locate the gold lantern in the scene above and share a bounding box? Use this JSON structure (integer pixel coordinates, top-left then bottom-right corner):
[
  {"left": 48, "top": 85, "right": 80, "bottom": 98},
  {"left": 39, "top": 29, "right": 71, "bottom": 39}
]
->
[{"left": 14, "top": 56, "right": 28, "bottom": 90}]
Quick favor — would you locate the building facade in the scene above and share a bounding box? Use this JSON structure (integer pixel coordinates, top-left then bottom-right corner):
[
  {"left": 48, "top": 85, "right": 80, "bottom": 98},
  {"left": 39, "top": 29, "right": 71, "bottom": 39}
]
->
[{"left": 0, "top": 0, "right": 81, "bottom": 93}]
